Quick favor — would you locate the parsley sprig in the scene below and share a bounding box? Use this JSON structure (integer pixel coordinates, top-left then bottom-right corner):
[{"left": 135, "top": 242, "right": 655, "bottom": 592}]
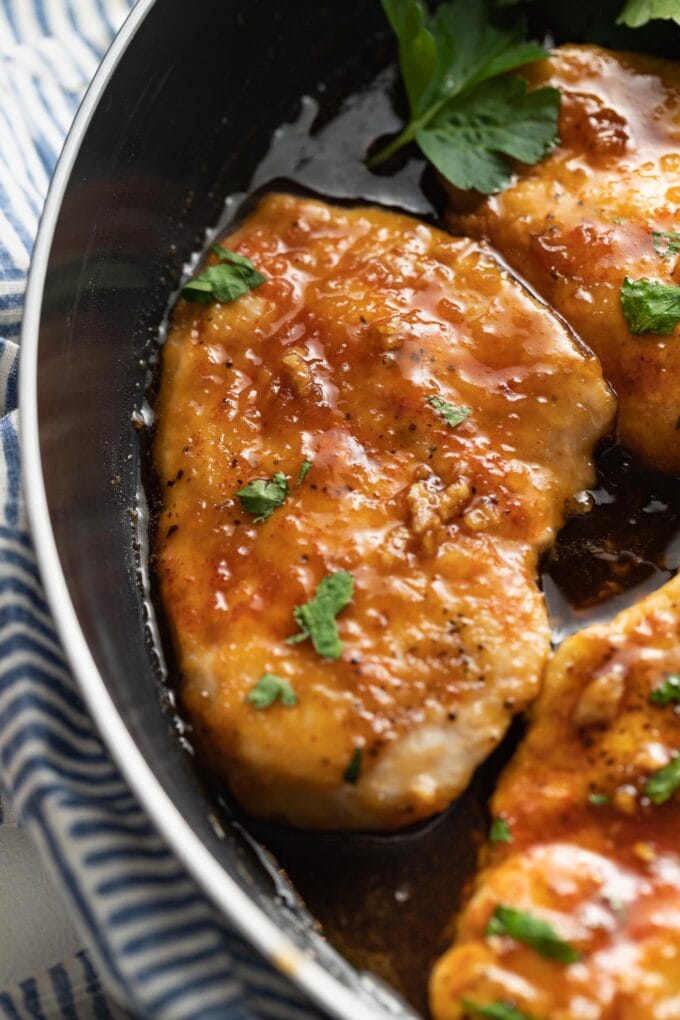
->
[
  {"left": 428, "top": 396, "right": 471, "bottom": 428},
  {"left": 286, "top": 571, "right": 354, "bottom": 660},
  {"left": 462, "top": 1000, "right": 536, "bottom": 1020},
  {"left": 344, "top": 747, "right": 363, "bottom": 784},
  {"left": 489, "top": 816, "right": 512, "bottom": 843},
  {"left": 236, "top": 472, "right": 289, "bottom": 523},
  {"left": 650, "top": 673, "right": 680, "bottom": 705},
  {"left": 503, "top": 0, "right": 680, "bottom": 30},
  {"left": 486, "top": 905, "right": 581, "bottom": 963},
  {"left": 369, "top": 0, "right": 560, "bottom": 194},
  {"left": 297, "top": 459, "right": 313, "bottom": 486},
  {"left": 644, "top": 753, "right": 680, "bottom": 804},
  {"left": 618, "top": 0, "right": 680, "bottom": 26},
  {"left": 182, "top": 244, "right": 265, "bottom": 304},
  {"left": 620, "top": 277, "right": 680, "bottom": 335},
  {"left": 246, "top": 674, "right": 298, "bottom": 709},
  {"left": 652, "top": 230, "right": 680, "bottom": 258}
]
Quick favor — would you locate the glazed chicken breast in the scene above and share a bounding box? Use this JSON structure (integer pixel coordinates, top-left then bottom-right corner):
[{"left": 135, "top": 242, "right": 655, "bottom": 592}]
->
[
  {"left": 154, "top": 193, "right": 613, "bottom": 830},
  {"left": 431, "top": 573, "right": 680, "bottom": 1020},
  {"left": 448, "top": 45, "right": 680, "bottom": 475}
]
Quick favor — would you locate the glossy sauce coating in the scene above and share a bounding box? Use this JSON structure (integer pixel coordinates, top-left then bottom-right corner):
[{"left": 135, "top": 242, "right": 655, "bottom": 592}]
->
[
  {"left": 447, "top": 45, "right": 680, "bottom": 475},
  {"left": 430, "top": 573, "right": 680, "bottom": 1020},
  {"left": 154, "top": 193, "right": 613, "bottom": 830}
]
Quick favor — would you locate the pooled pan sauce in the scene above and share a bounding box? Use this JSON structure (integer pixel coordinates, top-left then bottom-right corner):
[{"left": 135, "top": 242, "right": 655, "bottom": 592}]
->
[{"left": 148, "top": 35, "right": 680, "bottom": 1019}]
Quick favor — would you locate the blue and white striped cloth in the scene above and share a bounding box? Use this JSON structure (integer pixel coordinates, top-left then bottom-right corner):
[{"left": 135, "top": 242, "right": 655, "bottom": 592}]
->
[{"left": 0, "top": 3, "right": 323, "bottom": 1017}]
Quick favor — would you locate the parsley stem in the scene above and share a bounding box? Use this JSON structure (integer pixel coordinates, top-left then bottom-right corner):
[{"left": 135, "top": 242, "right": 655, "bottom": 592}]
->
[
  {"left": 367, "top": 123, "right": 418, "bottom": 167},
  {"left": 369, "top": 51, "right": 497, "bottom": 171},
  {"left": 367, "top": 86, "right": 466, "bottom": 168}
]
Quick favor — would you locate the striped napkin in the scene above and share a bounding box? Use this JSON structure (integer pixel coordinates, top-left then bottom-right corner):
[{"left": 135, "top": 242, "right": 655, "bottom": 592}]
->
[{"left": 0, "top": 2, "right": 323, "bottom": 1017}]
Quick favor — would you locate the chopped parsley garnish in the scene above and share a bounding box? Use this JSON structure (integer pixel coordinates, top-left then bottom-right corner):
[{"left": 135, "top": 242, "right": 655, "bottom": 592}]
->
[
  {"left": 369, "top": 0, "right": 559, "bottom": 195},
  {"left": 486, "top": 905, "right": 581, "bottom": 963},
  {"left": 462, "top": 1000, "right": 536, "bottom": 1020},
  {"left": 643, "top": 753, "right": 680, "bottom": 804},
  {"left": 181, "top": 244, "right": 266, "bottom": 304},
  {"left": 650, "top": 673, "right": 680, "bottom": 705},
  {"left": 236, "top": 472, "right": 289, "bottom": 523},
  {"left": 652, "top": 230, "right": 680, "bottom": 258},
  {"left": 246, "top": 674, "right": 298, "bottom": 709},
  {"left": 297, "top": 459, "right": 313, "bottom": 486},
  {"left": 588, "top": 792, "right": 610, "bottom": 806},
  {"left": 286, "top": 571, "right": 354, "bottom": 660},
  {"left": 489, "top": 816, "right": 512, "bottom": 843},
  {"left": 344, "top": 747, "right": 363, "bottom": 784},
  {"left": 617, "top": 0, "right": 680, "bottom": 27},
  {"left": 620, "top": 277, "right": 680, "bottom": 335},
  {"left": 428, "top": 396, "right": 471, "bottom": 428}
]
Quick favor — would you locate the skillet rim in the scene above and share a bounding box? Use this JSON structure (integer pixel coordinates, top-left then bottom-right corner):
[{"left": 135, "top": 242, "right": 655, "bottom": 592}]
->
[{"left": 18, "top": 2, "right": 396, "bottom": 1017}]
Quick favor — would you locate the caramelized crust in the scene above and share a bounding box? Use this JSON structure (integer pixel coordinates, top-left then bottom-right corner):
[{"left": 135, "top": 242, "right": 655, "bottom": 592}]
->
[
  {"left": 447, "top": 45, "right": 680, "bottom": 474},
  {"left": 431, "top": 574, "right": 680, "bottom": 1020},
  {"left": 154, "top": 193, "right": 613, "bottom": 830}
]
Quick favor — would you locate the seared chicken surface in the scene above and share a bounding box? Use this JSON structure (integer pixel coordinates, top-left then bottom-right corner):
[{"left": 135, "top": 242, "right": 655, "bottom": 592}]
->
[
  {"left": 154, "top": 193, "right": 613, "bottom": 830},
  {"left": 431, "top": 573, "right": 680, "bottom": 1020},
  {"left": 448, "top": 45, "right": 680, "bottom": 475}
]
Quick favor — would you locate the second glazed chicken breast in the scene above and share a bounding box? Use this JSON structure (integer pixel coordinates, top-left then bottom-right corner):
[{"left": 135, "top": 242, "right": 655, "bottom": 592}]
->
[
  {"left": 431, "top": 573, "right": 680, "bottom": 1019},
  {"left": 448, "top": 45, "right": 680, "bottom": 475},
  {"left": 154, "top": 193, "right": 613, "bottom": 830}
]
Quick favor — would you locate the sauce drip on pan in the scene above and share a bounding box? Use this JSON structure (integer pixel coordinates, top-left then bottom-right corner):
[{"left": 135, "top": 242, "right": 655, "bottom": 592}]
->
[
  {"left": 147, "top": 50, "right": 680, "bottom": 1019},
  {"left": 543, "top": 443, "right": 680, "bottom": 643}
]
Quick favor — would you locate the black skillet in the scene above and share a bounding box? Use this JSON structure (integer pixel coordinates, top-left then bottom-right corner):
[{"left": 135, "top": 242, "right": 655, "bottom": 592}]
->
[{"left": 19, "top": 0, "right": 680, "bottom": 1017}]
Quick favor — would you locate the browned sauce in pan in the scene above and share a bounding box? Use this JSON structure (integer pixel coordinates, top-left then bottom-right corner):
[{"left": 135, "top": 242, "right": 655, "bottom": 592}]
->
[{"left": 148, "top": 54, "right": 680, "bottom": 1018}]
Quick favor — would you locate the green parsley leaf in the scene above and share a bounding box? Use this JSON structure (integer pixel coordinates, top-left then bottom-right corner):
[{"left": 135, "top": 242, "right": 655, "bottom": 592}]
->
[
  {"left": 644, "top": 753, "right": 680, "bottom": 804},
  {"left": 489, "top": 816, "right": 512, "bottom": 843},
  {"left": 344, "top": 747, "right": 363, "bottom": 784},
  {"left": 462, "top": 999, "right": 536, "bottom": 1020},
  {"left": 236, "top": 472, "right": 289, "bottom": 523},
  {"left": 428, "top": 396, "right": 471, "bottom": 428},
  {"left": 181, "top": 244, "right": 266, "bottom": 304},
  {"left": 297, "top": 459, "right": 313, "bottom": 486},
  {"left": 486, "top": 904, "right": 581, "bottom": 963},
  {"left": 652, "top": 230, "right": 680, "bottom": 258},
  {"left": 495, "top": 1, "right": 680, "bottom": 43},
  {"left": 620, "top": 277, "right": 680, "bottom": 335},
  {"left": 617, "top": 0, "right": 680, "bottom": 27},
  {"left": 417, "top": 75, "right": 560, "bottom": 194},
  {"left": 588, "top": 792, "right": 610, "bottom": 806},
  {"left": 370, "top": 0, "right": 559, "bottom": 194},
  {"left": 245, "top": 674, "right": 298, "bottom": 709},
  {"left": 286, "top": 571, "right": 354, "bottom": 659},
  {"left": 650, "top": 673, "right": 680, "bottom": 705}
]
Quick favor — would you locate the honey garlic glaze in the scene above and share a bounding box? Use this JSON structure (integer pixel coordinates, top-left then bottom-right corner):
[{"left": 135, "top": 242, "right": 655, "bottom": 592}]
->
[{"left": 153, "top": 193, "right": 613, "bottom": 832}]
